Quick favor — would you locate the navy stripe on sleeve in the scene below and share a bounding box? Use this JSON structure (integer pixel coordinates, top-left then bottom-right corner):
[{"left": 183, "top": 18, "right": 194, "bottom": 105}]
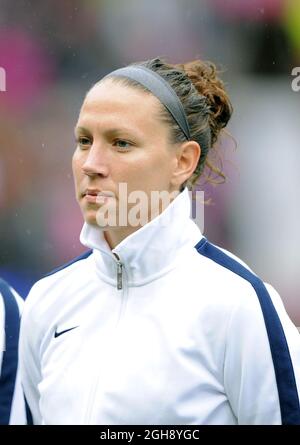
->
[
  {"left": 195, "top": 238, "right": 300, "bottom": 425},
  {"left": 0, "top": 279, "right": 20, "bottom": 425}
]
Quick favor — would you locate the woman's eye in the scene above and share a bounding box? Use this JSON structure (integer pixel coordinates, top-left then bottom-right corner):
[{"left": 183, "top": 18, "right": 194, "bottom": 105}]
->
[
  {"left": 77, "top": 137, "right": 91, "bottom": 148},
  {"left": 114, "top": 140, "right": 132, "bottom": 150}
]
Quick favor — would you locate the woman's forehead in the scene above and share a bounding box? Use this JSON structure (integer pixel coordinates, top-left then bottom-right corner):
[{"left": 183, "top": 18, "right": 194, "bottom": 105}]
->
[
  {"left": 78, "top": 79, "right": 164, "bottom": 132},
  {"left": 84, "top": 78, "right": 160, "bottom": 111}
]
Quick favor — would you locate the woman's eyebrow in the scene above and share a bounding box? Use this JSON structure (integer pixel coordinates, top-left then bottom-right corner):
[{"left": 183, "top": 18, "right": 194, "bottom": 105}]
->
[
  {"left": 75, "top": 125, "right": 141, "bottom": 138},
  {"left": 74, "top": 126, "right": 91, "bottom": 135},
  {"left": 104, "top": 127, "right": 136, "bottom": 136}
]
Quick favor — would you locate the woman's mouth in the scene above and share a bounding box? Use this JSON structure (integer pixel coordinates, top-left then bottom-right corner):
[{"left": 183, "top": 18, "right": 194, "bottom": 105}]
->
[{"left": 83, "top": 189, "right": 115, "bottom": 204}]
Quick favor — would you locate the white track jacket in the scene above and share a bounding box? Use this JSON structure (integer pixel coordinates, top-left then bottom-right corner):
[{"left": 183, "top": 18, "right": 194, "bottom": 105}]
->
[{"left": 19, "top": 188, "right": 300, "bottom": 425}]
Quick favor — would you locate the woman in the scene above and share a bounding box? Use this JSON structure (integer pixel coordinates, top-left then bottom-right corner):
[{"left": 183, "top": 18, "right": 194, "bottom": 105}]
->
[
  {"left": 19, "top": 57, "right": 300, "bottom": 425},
  {"left": 0, "top": 278, "right": 26, "bottom": 424}
]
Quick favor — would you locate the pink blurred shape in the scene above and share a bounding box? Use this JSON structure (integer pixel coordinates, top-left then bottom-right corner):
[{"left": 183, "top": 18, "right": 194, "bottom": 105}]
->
[{"left": 0, "top": 27, "right": 56, "bottom": 112}]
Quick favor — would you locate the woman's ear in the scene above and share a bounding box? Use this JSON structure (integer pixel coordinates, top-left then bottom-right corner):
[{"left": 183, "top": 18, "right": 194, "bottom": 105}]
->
[{"left": 171, "top": 141, "right": 201, "bottom": 188}]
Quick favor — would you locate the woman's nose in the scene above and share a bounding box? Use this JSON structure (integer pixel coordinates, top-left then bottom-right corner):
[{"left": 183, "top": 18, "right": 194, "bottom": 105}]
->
[{"left": 82, "top": 144, "right": 110, "bottom": 177}]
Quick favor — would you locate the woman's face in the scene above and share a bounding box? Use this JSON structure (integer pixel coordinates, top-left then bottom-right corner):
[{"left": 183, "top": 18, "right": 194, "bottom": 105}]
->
[{"left": 73, "top": 78, "right": 182, "bottom": 228}]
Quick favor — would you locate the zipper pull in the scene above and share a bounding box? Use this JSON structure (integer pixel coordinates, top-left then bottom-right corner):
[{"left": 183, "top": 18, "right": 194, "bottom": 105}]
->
[
  {"left": 113, "top": 252, "right": 123, "bottom": 290},
  {"left": 116, "top": 261, "right": 123, "bottom": 290}
]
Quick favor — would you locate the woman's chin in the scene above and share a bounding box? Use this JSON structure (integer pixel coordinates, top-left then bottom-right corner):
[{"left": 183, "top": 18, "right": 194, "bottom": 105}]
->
[{"left": 83, "top": 210, "right": 99, "bottom": 226}]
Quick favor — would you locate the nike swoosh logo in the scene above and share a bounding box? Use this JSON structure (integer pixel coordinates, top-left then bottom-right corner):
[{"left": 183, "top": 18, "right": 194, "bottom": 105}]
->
[{"left": 54, "top": 326, "right": 79, "bottom": 338}]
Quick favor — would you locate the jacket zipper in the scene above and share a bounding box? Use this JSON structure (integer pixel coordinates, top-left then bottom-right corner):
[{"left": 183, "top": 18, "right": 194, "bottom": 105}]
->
[
  {"left": 115, "top": 257, "right": 123, "bottom": 290},
  {"left": 84, "top": 252, "right": 126, "bottom": 423}
]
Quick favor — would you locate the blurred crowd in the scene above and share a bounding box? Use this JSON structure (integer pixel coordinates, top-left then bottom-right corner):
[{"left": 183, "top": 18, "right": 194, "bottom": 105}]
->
[{"left": 0, "top": 0, "right": 299, "bottom": 323}]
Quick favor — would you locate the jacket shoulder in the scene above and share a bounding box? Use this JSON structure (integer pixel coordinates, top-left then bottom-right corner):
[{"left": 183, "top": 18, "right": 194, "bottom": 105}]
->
[
  {"left": 195, "top": 238, "right": 300, "bottom": 424},
  {"left": 24, "top": 249, "right": 93, "bottom": 309}
]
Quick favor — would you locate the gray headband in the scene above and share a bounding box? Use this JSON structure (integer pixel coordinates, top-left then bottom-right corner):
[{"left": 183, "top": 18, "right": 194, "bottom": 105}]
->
[{"left": 103, "top": 65, "right": 191, "bottom": 140}]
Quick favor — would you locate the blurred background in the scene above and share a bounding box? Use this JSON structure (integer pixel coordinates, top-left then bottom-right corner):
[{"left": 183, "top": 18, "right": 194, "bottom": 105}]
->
[{"left": 0, "top": 0, "right": 299, "bottom": 324}]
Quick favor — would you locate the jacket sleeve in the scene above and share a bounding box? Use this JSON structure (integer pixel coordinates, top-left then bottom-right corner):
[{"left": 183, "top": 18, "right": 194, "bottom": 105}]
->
[
  {"left": 0, "top": 282, "right": 27, "bottom": 425},
  {"left": 223, "top": 282, "right": 300, "bottom": 425},
  {"left": 18, "top": 285, "right": 43, "bottom": 425}
]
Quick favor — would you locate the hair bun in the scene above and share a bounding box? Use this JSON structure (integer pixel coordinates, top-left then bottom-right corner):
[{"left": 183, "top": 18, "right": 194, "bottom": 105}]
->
[{"left": 175, "top": 60, "right": 233, "bottom": 146}]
